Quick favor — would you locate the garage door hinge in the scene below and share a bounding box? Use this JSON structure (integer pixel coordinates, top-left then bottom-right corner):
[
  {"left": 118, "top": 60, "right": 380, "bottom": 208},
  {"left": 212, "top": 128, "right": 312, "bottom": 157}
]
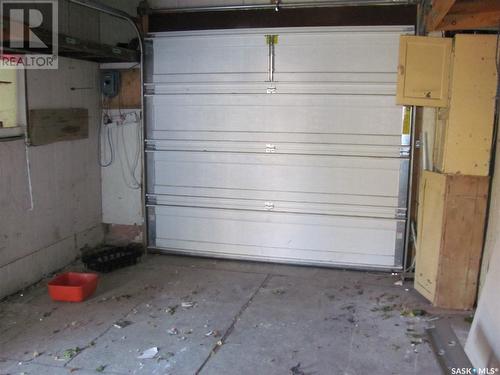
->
[
  {"left": 145, "top": 140, "right": 157, "bottom": 151},
  {"left": 264, "top": 201, "right": 275, "bottom": 210},
  {"left": 266, "top": 87, "right": 277, "bottom": 94},
  {"left": 265, "top": 144, "right": 276, "bottom": 152},
  {"left": 400, "top": 146, "right": 410, "bottom": 157},
  {"left": 146, "top": 195, "right": 157, "bottom": 205},
  {"left": 395, "top": 208, "right": 407, "bottom": 219}
]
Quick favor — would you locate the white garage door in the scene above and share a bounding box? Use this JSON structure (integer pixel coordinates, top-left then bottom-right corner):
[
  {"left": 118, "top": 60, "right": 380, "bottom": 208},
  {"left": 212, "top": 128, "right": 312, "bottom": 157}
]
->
[{"left": 145, "top": 26, "right": 414, "bottom": 270}]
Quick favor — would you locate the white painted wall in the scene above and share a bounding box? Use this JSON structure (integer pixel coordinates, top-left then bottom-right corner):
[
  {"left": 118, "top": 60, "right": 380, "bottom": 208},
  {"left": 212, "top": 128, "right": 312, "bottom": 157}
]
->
[
  {"left": 465, "top": 135, "right": 500, "bottom": 368},
  {"left": 0, "top": 58, "right": 103, "bottom": 299},
  {"left": 100, "top": 110, "right": 143, "bottom": 226},
  {"left": 0, "top": 0, "right": 144, "bottom": 298}
]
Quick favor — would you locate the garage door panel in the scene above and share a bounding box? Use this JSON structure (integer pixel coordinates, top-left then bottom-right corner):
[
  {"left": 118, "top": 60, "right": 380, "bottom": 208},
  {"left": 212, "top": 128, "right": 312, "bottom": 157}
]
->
[
  {"left": 148, "top": 196, "right": 397, "bottom": 218},
  {"left": 149, "top": 81, "right": 396, "bottom": 95},
  {"left": 147, "top": 151, "right": 404, "bottom": 217},
  {"left": 147, "top": 139, "right": 403, "bottom": 158},
  {"left": 154, "top": 240, "right": 396, "bottom": 268},
  {"left": 152, "top": 33, "right": 268, "bottom": 82},
  {"left": 149, "top": 131, "right": 399, "bottom": 145},
  {"left": 149, "top": 94, "right": 404, "bottom": 137},
  {"left": 274, "top": 29, "right": 409, "bottom": 82},
  {"left": 151, "top": 206, "right": 402, "bottom": 268},
  {"left": 149, "top": 185, "right": 398, "bottom": 210}
]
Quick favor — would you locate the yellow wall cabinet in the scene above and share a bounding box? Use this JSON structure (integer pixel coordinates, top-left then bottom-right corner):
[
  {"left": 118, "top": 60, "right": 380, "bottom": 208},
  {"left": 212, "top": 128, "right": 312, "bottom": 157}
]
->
[
  {"left": 398, "top": 34, "right": 497, "bottom": 176},
  {"left": 397, "top": 36, "right": 452, "bottom": 107},
  {"left": 415, "top": 171, "right": 489, "bottom": 310},
  {"left": 0, "top": 69, "right": 17, "bottom": 128}
]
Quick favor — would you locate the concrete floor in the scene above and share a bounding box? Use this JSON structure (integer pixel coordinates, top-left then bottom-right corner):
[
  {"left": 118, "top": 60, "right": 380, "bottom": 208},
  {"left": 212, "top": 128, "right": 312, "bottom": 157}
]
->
[{"left": 0, "top": 254, "right": 471, "bottom": 375}]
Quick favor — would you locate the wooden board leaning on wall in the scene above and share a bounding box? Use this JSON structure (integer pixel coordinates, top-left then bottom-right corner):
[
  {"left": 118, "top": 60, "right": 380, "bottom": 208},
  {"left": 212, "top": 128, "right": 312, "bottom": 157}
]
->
[{"left": 29, "top": 108, "right": 88, "bottom": 146}]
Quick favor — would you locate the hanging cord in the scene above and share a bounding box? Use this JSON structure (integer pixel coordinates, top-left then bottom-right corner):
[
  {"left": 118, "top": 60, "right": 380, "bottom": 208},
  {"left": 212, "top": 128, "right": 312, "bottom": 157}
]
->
[
  {"left": 117, "top": 88, "right": 141, "bottom": 189},
  {"left": 98, "top": 95, "right": 114, "bottom": 167},
  {"left": 99, "top": 91, "right": 142, "bottom": 189},
  {"left": 118, "top": 121, "right": 141, "bottom": 190},
  {"left": 24, "top": 134, "right": 34, "bottom": 211}
]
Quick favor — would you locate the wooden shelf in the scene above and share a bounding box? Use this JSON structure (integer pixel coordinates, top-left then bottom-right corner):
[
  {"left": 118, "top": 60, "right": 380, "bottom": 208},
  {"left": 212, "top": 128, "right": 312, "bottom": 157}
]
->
[{"left": 2, "top": 28, "right": 139, "bottom": 64}]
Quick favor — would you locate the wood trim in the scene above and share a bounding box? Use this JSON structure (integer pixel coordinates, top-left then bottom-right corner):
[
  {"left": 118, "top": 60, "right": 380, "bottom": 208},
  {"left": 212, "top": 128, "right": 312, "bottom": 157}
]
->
[{"left": 148, "top": 5, "right": 416, "bottom": 32}]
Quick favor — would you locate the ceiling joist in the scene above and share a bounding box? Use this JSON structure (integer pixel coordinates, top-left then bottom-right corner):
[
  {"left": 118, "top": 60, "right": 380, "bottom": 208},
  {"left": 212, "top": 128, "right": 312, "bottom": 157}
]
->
[
  {"left": 427, "top": 0, "right": 500, "bottom": 32},
  {"left": 426, "top": 0, "right": 456, "bottom": 31}
]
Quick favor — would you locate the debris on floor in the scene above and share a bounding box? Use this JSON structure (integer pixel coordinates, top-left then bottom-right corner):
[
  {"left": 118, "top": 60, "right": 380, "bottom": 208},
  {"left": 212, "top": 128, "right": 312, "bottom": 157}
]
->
[
  {"left": 205, "top": 330, "right": 221, "bottom": 337},
  {"left": 272, "top": 288, "right": 286, "bottom": 295},
  {"left": 290, "top": 362, "right": 305, "bottom": 375},
  {"left": 165, "top": 305, "right": 178, "bottom": 315},
  {"left": 61, "top": 347, "right": 82, "bottom": 360},
  {"left": 167, "top": 327, "right": 179, "bottom": 335},
  {"left": 137, "top": 347, "right": 159, "bottom": 359},
  {"left": 401, "top": 308, "right": 427, "bottom": 317},
  {"left": 113, "top": 320, "right": 133, "bottom": 329},
  {"left": 181, "top": 301, "right": 195, "bottom": 308}
]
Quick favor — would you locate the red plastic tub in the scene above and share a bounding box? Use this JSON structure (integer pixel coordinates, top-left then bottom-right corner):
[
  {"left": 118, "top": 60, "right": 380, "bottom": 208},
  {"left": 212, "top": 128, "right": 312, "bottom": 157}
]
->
[{"left": 48, "top": 272, "right": 99, "bottom": 302}]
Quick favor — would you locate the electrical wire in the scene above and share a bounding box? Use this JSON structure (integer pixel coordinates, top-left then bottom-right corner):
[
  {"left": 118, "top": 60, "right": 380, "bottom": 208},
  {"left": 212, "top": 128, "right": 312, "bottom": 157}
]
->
[
  {"left": 117, "top": 87, "right": 141, "bottom": 189},
  {"left": 98, "top": 88, "right": 142, "bottom": 190},
  {"left": 98, "top": 95, "right": 114, "bottom": 167},
  {"left": 118, "top": 121, "right": 141, "bottom": 190}
]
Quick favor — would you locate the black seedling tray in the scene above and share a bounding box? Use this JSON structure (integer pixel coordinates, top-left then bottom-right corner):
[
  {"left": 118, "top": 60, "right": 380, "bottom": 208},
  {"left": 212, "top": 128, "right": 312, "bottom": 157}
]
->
[{"left": 82, "top": 244, "right": 143, "bottom": 273}]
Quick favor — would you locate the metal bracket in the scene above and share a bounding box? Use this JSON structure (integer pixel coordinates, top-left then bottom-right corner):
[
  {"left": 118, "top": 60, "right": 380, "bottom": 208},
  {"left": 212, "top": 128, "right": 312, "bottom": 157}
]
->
[
  {"left": 394, "top": 220, "right": 406, "bottom": 267},
  {"left": 400, "top": 146, "right": 410, "bottom": 157},
  {"left": 144, "top": 85, "right": 155, "bottom": 95},
  {"left": 147, "top": 207, "right": 157, "bottom": 247},
  {"left": 146, "top": 194, "right": 157, "bottom": 205},
  {"left": 265, "top": 34, "right": 278, "bottom": 82}
]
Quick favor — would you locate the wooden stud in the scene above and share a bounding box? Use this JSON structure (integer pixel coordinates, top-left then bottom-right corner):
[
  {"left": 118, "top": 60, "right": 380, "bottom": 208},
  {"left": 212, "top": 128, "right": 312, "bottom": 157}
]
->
[
  {"left": 426, "top": 0, "right": 457, "bottom": 31},
  {"left": 436, "top": 0, "right": 500, "bottom": 31}
]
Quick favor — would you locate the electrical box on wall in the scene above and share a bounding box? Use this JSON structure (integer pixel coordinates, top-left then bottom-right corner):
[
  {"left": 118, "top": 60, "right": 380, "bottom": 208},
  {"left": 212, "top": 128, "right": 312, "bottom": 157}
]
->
[{"left": 101, "top": 70, "right": 121, "bottom": 98}]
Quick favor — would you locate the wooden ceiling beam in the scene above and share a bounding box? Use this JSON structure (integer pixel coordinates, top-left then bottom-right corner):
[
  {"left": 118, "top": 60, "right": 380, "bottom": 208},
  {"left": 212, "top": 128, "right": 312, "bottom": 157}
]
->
[
  {"left": 435, "top": 0, "right": 500, "bottom": 31},
  {"left": 426, "top": 0, "right": 456, "bottom": 31}
]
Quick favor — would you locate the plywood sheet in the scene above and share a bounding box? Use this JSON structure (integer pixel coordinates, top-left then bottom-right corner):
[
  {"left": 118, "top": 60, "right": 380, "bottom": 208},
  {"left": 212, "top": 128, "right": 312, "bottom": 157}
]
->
[
  {"left": 415, "top": 171, "right": 445, "bottom": 301},
  {"left": 439, "top": 35, "right": 497, "bottom": 176},
  {"left": 104, "top": 69, "right": 141, "bottom": 109}
]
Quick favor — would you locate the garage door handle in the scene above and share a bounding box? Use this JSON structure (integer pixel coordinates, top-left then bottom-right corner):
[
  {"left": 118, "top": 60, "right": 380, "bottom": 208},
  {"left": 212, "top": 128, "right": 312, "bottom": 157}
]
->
[{"left": 265, "top": 201, "right": 275, "bottom": 210}]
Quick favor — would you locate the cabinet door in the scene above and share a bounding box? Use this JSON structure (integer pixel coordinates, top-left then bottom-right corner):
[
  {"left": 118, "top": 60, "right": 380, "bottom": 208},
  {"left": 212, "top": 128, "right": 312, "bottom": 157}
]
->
[
  {"left": 415, "top": 171, "right": 446, "bottom": 302},
  {"left": 396, "top": 36, "right": 452, "bottom": 107}
]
